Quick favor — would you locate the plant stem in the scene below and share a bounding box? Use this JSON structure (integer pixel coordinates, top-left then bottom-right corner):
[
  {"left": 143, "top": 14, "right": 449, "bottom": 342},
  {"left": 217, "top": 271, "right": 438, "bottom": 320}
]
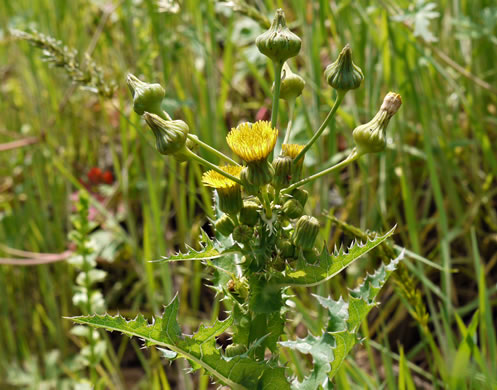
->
[
  {"left": 293, "top": 91, "right": 346, "bottom": 165},
  {"left": 282, "top": 98, "right": 296, "bottom": 146},
  {"left": 184, "top": 149, "right": 243, "bottom": 185},
  {"left": 282, "top": 149, "right": 359, "bottom": 194},
  {"left": 259, "top": 187, "right": 272, "bottom": 218},
  {"left": 271, "top": 61, "right": 283, "bottom": 129},
  {"left": 187, "top": 134, "right": 240, "bottom": 166}
]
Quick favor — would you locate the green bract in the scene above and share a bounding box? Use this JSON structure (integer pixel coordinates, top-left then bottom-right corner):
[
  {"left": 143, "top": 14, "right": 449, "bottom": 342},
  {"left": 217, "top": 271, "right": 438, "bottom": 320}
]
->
[
  {"left": 143, "top": 113, "right": 189, "bottom": 156},
  {"left": 256, "top": 8, "right": 301, "bottom": 64},
  {"left": 274, "top": 62, "right": 305, "bottom": 100},
  {"left": 353, "top": 92, "right": 402, "bottom": 155},
  {"left": 292, "top": 215, "right": 320, "bottom": 250},
  {"left": 127, "top": 73, "right": 166, "bottom": 116},
  {"left": 324, "top": 44, "right": 364, "bottom": 92}
]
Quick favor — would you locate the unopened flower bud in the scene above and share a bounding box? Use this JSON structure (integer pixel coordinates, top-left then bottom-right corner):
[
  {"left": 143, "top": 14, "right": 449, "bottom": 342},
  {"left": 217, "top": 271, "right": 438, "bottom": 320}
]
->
[
  {"left": 292, "top": 215, "right": 319, "bottom": 250},
  {"left": 245, "top": 160, "right": 275, "bottom": 187},
  {"left": 143, "top": 113, "right": 189, "bottom": 156},
  {"left": 239, "top": 201, "right": 259, "bottom": 226},
  {"left": 256, "top": 9, "right": 301, "bottom": 63},
  {"left": 240, "top": 168, "right": 259, "bottom": 195},
  {"left": 352, "top": 92, "right": 402, "bottom": 155},
  {"left": 291, "top": 188, "right": 308, "bottom": 207},
  {"left": 273, "top": 155, "right": 292, "bottom": 189},
  {"left": 233, "top": 224, "right": 253, "bottom": 243},
  {"left": 225, "top": 344, "right": 247, "bottom": 357},
  {"left": 277, "top": 238, "right": 295, "bottom": 259},
  {"left": 282, "top": 198, "right": 304, "bottom": 219},
  {"left": 324, "top": 44, "right": 364, "bottom": 92},
  {"left": 273, "top": 63, "right": 305, "bottom": 100},
  {"left": 215, "top": 214, "right": 236, "bottom": 237},
  {"left": 127, "top": 74, "right": 166, "bottom": 117}
]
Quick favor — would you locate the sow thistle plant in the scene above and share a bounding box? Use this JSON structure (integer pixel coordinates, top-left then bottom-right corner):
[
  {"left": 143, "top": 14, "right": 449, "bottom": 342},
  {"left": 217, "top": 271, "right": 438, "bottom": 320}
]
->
[{"left": 71, "top": 9, "right": 403, "bottom": 389}]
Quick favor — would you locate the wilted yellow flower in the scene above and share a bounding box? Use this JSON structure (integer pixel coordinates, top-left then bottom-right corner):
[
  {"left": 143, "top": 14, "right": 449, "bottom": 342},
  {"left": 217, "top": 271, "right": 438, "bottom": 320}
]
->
[
  {"left": 202, "top": 165, "right": 243, "bottom": 189},
  {"left": 226, "top": 121, "right": 278, "bottom": 163},
  {"left": 202, "top": 165, "right": 243, "bottom": 214},
  {"left": 281, "top": 144, "right": 304, "bottom": 160}
]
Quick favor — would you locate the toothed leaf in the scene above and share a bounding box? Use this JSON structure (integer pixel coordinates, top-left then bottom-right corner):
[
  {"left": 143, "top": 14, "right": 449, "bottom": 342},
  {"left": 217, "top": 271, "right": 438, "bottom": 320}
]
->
[
  {"left": 156, "top": 229, "right": 237, "bottom": 262},
  {"left": 69, "top": 295, "right": 290, "bottom": 390},
  {"left": 271, "top": 227, "right": 396, "bottom": 287},
  {"left": 281, "top": 252, "right": 403, "bottom": 389}
]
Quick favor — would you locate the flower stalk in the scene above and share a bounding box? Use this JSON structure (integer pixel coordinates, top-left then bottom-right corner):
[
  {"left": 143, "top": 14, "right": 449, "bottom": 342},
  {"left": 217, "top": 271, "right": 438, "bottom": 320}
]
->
[{"left": 293, "top": 91, "right": 346, "bottom": 165}]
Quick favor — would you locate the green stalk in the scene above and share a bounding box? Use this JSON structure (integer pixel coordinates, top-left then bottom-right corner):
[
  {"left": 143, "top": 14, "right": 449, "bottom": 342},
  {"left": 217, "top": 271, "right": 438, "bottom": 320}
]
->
[
  {"left": 271, "top": 61, "right": 283, "bottom": 129},
  {"left": 282, "top": 149, "right": 359, "bottom": 194},
  {"left": 184, "top": 149, "right": 243, "bottom": 185},
  {"left": 293, "top": 90, "right": 346, "bottom": 165},
  {"left": 186, "top": 134, "right": 240, "bottom": 166},
  {"left": 282, "top": 97, "right": 296, "bottom": 145}
]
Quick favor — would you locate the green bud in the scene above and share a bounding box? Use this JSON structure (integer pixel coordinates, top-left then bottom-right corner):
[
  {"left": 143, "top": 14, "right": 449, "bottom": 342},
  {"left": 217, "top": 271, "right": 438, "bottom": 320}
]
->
[
  {"left": 225, "top": 344, "right": 247, "bottom": 357},
  {"left": 292, "top": 215, "right": 320, "bottom": 250},
  {"left": 127, "top": 74, "right": 166, "bottom": 117},
  {"left": 273, "top": 62, "right": 305, "bottom": 100},
  {"left": 272, "top": 257, "right": 286, "bottom": 271},
  {"left": 245, "top": 160, "right": 275, "bottom": 187},
  {"left": 324, "top": 44, "right": 364, "bottom": 92},
  {"left": 143, "top": 112, "right": 189, "bottom": 156},
  {"left": 255, "top": 8, "right": 301, "bottom": 63},
  {"left": 352, "top": 92, "right": 402, "bottom": 155},
  {"left": 239, "top": 201, "right": 259, "bottom": 226},
  {"left": 215, "top": 214, "right": 235, "bottom": 237},
  {"left": 233, "top": 224, "right": 253, "bottom": 244},
  {"left": 276, "top": 238, "right": 295, "bottom": 259},
  {"left": 291, "top": 188, "right": 308, "bottom": 207},
  {"left": 240, "top": 167, "right": 260, "bottom": 196},
  {"left": 282, "top": 198, "right": 304, "bottom": 219},
  {"left": 272, "top": 155, "right": 292, "bottom": 189},
  {"left": 217, "top": 187, "right": 243, "bottom": 216}
]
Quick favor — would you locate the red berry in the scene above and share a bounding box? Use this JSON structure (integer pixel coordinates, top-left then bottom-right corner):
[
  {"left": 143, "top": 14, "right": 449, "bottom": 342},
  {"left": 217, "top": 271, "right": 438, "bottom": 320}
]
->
[
  {"left": 102, "top": 171, "right": 114, "bottom": 184},
  {"left": 88, "top": 167, "right": 102, "bottom": 184}
]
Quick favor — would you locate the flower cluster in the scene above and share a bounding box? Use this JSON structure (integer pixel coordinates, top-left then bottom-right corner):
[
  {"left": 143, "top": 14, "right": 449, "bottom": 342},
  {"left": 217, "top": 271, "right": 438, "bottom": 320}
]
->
[{"left": 112, "top": 8, "right": 404, "bottom": 388}]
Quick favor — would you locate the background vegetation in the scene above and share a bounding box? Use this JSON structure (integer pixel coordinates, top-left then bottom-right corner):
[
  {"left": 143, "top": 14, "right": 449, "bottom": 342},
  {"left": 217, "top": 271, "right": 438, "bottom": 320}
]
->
[{"left": 1, "top": 0, "right": 496, "bottom": 388}]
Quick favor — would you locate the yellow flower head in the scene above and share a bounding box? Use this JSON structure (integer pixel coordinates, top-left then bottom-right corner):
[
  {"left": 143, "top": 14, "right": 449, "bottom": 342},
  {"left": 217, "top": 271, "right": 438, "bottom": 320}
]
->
[
  {"left": 281, "top": 144, "right": 305, "bottom": 160},
  {"left": 226, "top": 121, "right": 278, "bottom": 163},
  {"left": 202, "top": 165, "right": 243, "bottom": 189}
]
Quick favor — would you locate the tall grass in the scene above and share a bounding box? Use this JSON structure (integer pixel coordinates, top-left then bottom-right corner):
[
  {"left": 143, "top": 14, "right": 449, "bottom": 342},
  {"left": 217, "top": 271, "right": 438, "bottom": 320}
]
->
[{"left": 1, "top": 0, "right": 496, "bottom": 388}]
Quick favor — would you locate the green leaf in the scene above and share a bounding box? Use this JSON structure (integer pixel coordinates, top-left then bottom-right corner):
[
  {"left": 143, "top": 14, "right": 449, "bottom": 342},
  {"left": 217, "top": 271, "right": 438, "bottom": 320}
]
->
[
  {"left": 69, "top": 295, "right": 290, "bottom": 390},
  {"left": 271, "top": 226, "right": 396, "bottom": 287},
  {"left": 155, "top": 229, "right": 234, "bottom": 262},
  {"left": 281, "top": 251, "right": 403, "bottom": 389}
]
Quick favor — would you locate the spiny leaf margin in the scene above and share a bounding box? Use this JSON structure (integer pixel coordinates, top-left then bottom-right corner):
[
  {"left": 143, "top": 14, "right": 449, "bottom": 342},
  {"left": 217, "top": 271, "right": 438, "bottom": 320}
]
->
[
  {"left": 281, "top": 250, "right": 404, "bottom": 389},
  {"left": 271, "top": 226, "right": 396, "bottom": 287},
  {"left": 68, "top": 294, "right": 289, "bottom": 390}
]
